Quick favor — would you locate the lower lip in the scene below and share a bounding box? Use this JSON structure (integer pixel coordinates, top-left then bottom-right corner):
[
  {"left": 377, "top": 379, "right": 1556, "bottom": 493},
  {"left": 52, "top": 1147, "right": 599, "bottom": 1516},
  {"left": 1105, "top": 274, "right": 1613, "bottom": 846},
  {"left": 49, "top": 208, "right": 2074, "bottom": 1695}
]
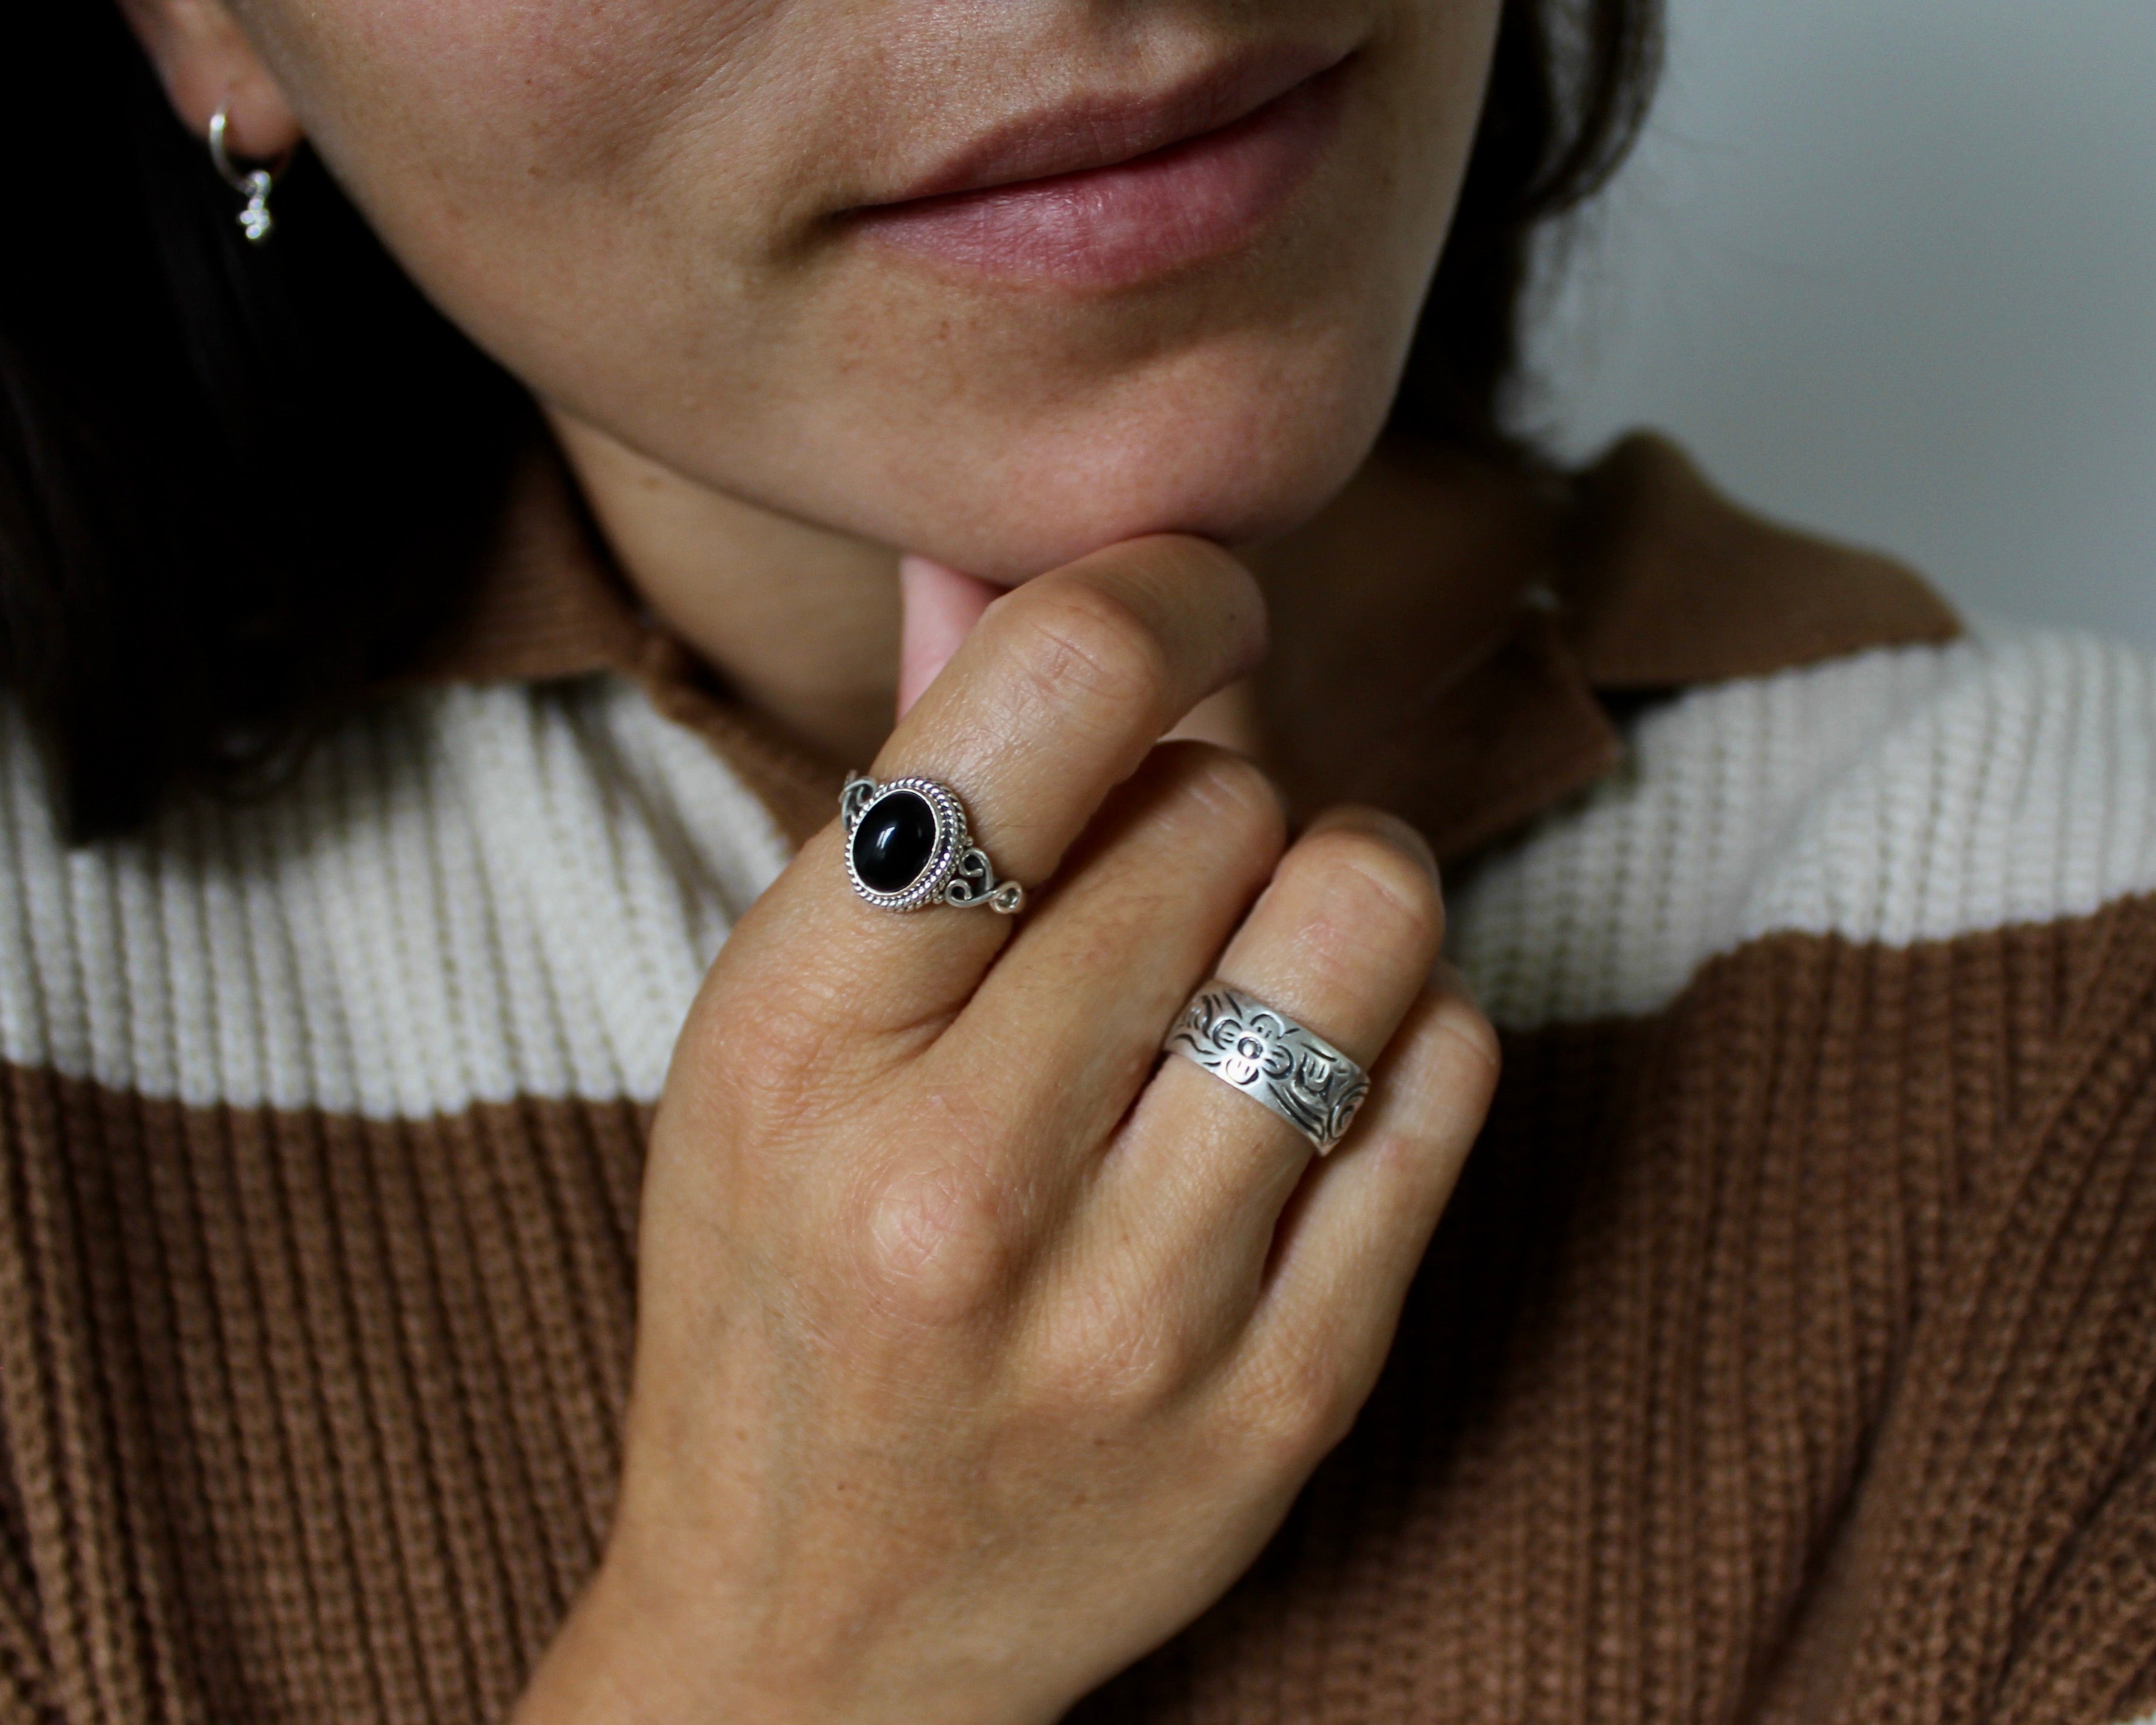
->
[{"left": 850, "top": 61, "right": 1352, "bottom": 290}]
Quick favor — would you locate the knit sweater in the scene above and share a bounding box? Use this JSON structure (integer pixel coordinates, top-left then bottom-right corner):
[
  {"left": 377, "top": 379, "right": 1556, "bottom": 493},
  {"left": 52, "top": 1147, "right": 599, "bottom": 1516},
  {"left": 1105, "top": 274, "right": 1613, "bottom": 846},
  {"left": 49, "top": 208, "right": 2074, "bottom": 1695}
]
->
[{"left": 2, "top": 435, "right": 2154, "bottom": 1725}]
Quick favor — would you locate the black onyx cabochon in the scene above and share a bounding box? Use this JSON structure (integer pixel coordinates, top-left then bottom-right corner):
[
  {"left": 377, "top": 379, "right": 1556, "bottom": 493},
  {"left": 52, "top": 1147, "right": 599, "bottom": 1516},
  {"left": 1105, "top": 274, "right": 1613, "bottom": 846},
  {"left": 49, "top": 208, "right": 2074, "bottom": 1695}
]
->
[{"left": 852, "top": 790, "right": 940, "bottom": 895}]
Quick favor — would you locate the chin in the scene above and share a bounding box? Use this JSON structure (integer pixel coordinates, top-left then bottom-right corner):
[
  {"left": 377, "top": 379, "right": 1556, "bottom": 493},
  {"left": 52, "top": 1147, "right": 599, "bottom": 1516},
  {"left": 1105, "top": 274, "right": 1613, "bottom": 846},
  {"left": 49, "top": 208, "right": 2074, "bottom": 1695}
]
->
[{"left": 892, "top": 349, "right": 1401, "bottom": 583}]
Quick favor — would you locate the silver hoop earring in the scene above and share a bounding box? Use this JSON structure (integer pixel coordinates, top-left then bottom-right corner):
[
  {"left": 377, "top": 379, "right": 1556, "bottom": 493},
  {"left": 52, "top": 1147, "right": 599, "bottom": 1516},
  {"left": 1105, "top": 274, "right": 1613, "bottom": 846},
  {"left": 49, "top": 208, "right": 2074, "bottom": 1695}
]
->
[{"left": 207, "top": 107, "right": 286, "bottom": 245}]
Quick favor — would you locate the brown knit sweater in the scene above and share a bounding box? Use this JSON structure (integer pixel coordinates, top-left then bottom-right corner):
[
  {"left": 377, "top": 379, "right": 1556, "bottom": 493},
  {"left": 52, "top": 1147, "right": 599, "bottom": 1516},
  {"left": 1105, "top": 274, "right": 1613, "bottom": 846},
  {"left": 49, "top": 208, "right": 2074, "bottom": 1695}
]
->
[{"left": 2, "top": 434, "right": 2152, "bottom": 1724}]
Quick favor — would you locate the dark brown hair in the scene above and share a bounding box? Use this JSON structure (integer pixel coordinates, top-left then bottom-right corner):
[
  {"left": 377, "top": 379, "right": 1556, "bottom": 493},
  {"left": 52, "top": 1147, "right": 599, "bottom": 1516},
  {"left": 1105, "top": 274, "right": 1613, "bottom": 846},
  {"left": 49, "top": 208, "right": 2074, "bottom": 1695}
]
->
[{"left": 0, "top": 0, "right": 1660, "bottom": 843}]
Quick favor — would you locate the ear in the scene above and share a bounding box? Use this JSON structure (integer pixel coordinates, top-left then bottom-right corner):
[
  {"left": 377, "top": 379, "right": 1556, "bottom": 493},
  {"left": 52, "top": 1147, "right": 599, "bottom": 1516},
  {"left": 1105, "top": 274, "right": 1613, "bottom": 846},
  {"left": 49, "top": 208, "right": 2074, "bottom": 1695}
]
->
[{"left": 116, "top": 0, "right": 304, "bottom": 160}]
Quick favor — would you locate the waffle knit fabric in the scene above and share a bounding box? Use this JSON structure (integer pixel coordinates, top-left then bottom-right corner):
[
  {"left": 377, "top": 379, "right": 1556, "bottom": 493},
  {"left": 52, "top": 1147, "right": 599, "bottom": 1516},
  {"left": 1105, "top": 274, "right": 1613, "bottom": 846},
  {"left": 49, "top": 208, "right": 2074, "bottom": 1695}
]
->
[{"left": 2, "top": 442, "right": 2154, "bottom": 1724}]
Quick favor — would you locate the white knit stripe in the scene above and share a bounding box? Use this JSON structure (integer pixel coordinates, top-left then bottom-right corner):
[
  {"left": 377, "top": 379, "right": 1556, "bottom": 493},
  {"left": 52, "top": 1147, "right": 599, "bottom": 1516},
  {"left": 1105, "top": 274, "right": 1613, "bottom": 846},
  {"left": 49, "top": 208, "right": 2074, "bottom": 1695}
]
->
[
  {"left": 1449, "top": 639, "right": 1960, "bottom": 1027},
  {"left": 1453, "top": 630, "right": 2156, "bottom": 1031},
  {"left": 257, "top": 752, "right": 364, "bottom": 1111},
  {"left": 491, "top": 685, "right": 711, "bottom": 1098},
  {"left": 592, "top": 684, "right": 779, "bottom": 949},
  {"left": 381, "top": 711, "right": 490, "bottom": 1116},
  {"left": 318, "top": 712, "right": 439, "bottom": 1118},
  {"left": 1737, "top": 631, "right": 2156, "bottom": 948},
  {"left": 5, "top": 631, "right": 2154, "bottom": 1109},
  {"left": 0, "top": 677, "right": 790, "bottom": 1116},
  {"left": 456, "top": 702, "right": 607, "bottom": 1103},
  {"left": 453, "top": 696, "right": 589, "bottom": 1116},
  {"left": 198, "top": 798, "right": 266, "bottom": 1109}
]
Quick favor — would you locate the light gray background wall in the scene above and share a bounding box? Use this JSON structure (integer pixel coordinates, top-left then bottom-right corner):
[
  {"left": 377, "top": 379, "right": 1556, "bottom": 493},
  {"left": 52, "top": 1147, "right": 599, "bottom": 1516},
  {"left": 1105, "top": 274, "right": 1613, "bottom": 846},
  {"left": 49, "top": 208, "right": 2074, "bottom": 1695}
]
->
[{"left": 1527, "top": 0, "right": 2156, "bottom": 647}]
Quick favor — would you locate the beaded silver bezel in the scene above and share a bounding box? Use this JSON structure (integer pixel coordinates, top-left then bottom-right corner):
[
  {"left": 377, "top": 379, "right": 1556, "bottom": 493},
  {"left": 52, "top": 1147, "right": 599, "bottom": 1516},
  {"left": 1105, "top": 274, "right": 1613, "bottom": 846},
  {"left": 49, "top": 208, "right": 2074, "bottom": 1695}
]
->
[{"left": 843, "top": 777, "right": 969, "bottom": 913}]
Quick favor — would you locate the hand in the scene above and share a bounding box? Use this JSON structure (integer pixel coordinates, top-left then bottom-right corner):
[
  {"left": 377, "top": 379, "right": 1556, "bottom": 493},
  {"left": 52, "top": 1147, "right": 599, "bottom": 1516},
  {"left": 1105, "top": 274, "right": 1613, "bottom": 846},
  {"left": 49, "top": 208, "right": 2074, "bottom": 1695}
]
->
[{"left": 514, "top": 537, "right": 1501, "bottom": 1725}]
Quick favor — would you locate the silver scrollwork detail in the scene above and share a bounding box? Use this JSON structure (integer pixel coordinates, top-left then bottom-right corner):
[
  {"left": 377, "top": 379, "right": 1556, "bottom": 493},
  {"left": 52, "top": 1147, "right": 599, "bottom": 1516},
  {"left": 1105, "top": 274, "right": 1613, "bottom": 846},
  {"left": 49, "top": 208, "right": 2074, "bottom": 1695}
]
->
[
  {"left": 942, "top": 846, "right": 1027, "bottom": 914},
  {"left": 1165, "top": 984, "right": 1371, "bottom": 1156},
  {"left": 841, "top": 774, "right": 880, "bottom": 828}
]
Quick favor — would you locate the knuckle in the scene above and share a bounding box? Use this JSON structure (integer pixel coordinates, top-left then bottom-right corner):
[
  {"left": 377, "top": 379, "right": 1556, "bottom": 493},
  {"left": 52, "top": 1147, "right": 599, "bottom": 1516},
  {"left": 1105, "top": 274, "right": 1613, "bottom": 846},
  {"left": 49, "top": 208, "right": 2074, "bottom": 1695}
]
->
[
  {"left": 1069, "top": 533, "right": 1262, "bottom": 621},
  {"left": 690, "top": 985, "right": 861, "bottom": 1134},
  {"left": 850, "top": 1148, "right": 1029, "bottom": 1330},
  {"left": 1386, "top": 1000, "right": 1505, "bottom": 1158},
  {"left": 1287, "top": 829, "right": 1447, "bottom": 967},
  {"left": 1159, "top": 744, "right": 1288, "bottom": 850},
  {"left": 1432, "top": 995, "right": 1504, "bottom": 1092},
  {"left": 1233, "top": 1343, "right": 1362, "bottom": 1476},
  {"left": 1033, "top": 1283, "right": 1202, "bottom": 1416},
  {"left": 1004, "top": 578, "right": 1172, "bottom": 726}
]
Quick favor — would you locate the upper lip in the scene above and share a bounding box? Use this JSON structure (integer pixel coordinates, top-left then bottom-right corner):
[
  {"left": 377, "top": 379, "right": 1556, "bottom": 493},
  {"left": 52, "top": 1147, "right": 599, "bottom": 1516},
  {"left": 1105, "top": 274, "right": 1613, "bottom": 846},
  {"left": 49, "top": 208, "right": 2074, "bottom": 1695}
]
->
[{"left": 862, "top": 41, "right": 1357, "bottom": 208}]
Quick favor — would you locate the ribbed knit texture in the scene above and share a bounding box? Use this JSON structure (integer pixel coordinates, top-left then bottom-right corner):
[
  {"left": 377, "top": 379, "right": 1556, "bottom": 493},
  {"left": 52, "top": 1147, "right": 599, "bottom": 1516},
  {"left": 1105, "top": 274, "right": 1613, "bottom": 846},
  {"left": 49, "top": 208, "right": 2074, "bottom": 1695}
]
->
[
  {"left": 2, "top": 631, "right": 2155, "bottom": 1723},
  {"left": 0, "top": 678, "right": 790, "bottom": 1114},
  {"left": 1079, "top": 899, "right": 2156, "bottom": 1724},
  {"left": 0, "top": 1085, "right": 649, "bottom": 1723},
  {"left": 1449, "top": 631, "right": 2156, "bottom": 1026}
]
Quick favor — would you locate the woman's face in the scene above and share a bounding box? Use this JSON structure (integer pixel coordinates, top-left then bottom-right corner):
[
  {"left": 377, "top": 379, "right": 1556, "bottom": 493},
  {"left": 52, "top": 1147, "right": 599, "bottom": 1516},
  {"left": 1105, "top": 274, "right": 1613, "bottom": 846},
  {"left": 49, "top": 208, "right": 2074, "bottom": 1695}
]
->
[{"left": 230, "top": 0, "right": 1502, "bottom": 579}]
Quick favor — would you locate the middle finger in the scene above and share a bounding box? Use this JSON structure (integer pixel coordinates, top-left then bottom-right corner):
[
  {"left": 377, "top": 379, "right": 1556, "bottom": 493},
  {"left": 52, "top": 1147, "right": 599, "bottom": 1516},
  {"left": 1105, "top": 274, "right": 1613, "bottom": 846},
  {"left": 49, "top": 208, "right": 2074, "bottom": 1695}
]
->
[
  {"left": 727, "top": 537, "right": 1267, "bottom": 1043},
  {"left": 939, "top": 740, "right": 1288, "bottom": 1170}
]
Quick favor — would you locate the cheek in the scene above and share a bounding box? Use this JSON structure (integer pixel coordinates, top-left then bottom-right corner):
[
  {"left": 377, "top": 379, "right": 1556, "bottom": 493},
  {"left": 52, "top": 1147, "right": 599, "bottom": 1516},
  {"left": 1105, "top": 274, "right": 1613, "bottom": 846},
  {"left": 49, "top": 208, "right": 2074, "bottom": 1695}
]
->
[
  {"left": 275, "top": 0, "right": 764, "bottom": 154},
  {"left": 246, "top": 0, "right": 857, "bottom": 404},
  {"left": 253, "top": 0, "right": 815, "bottom": 279}
]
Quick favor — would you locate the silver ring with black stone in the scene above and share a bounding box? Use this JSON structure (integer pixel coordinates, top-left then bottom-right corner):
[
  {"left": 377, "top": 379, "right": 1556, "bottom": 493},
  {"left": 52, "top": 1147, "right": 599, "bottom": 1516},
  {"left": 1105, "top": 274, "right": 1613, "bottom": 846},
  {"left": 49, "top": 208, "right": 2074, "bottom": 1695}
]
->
[
  {"left": 841, "top": 775, "right": 1027, "bottom": 915},
  {"left": 1163, "top": 982, "right": 1372, "bottom": 1156}
]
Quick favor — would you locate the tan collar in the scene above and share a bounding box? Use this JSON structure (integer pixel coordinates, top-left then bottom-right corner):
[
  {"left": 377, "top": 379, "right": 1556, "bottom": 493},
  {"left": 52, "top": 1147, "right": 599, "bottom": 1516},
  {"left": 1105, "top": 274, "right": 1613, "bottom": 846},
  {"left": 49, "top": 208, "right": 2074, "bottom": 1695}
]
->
[
  {"left": 1253, "top": 432, "right": 1959, "bottom": 859},
  {"left": 420, "top": 431, "right": 1960, "bottom": 860}
]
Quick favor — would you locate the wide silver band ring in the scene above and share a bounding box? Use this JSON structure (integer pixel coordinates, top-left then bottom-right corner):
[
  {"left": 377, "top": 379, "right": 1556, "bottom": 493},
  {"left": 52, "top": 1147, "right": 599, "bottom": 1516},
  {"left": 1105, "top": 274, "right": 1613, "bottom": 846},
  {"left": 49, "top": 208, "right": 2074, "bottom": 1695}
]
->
[
  {"left": 841, "top": 775, "right": 1026, "bottom": 914},
  {"left": 1164, "top": 983, "right": 1372, "bottom": 1156}
]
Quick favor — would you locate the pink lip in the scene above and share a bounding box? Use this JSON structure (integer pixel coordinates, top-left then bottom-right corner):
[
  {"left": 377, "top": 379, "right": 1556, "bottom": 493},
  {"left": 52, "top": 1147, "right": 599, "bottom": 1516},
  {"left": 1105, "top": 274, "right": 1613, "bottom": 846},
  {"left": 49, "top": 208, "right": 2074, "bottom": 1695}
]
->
[{"left": 849, "top": 48, "right": 1357, "bottom": 289}]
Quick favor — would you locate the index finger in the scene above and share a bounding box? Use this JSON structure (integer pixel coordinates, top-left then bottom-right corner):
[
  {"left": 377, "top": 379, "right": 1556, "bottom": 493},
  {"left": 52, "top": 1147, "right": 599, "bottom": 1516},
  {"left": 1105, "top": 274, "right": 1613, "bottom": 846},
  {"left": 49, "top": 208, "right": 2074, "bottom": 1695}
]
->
[{"left": 731, "top": 535, "right": 1267, "bottom": 1034}]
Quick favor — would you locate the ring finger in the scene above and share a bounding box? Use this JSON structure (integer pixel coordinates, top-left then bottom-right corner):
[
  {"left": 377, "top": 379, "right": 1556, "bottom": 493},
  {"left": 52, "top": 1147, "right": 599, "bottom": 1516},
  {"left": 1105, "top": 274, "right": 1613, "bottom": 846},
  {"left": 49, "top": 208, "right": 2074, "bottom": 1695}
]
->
[
  {"left": 1087, "top": 805, "right": 1448, "bottom": 1291},
  {"left": 941, "top": 740, "right": 1288, "bottom": 1170}
]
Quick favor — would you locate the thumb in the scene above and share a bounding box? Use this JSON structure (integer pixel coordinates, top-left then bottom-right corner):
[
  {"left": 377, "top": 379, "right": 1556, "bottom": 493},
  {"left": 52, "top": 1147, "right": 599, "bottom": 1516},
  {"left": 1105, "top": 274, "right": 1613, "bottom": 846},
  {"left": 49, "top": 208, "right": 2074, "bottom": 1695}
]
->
[{"left": 897, "top": 555, "right": 1000, "bottom": 719}]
